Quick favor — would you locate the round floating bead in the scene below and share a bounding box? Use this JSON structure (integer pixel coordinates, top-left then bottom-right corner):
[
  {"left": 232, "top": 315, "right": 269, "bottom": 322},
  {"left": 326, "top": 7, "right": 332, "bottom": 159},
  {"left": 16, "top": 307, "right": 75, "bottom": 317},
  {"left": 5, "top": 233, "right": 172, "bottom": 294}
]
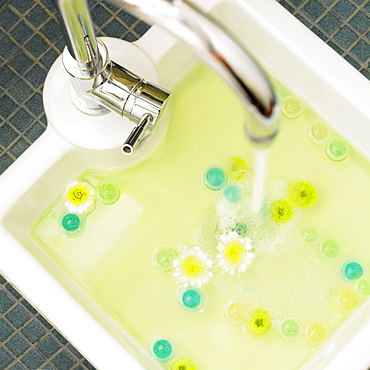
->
[
  {"left": 152, "top": 338, "right": 173, "bottom": 361},
  {"left": 357, "top": 279, "right": 370, "bottom": 296},
  {"left": 306, "top": 323, "right": 326, "bottom": 344},
  {"left": 181, "top": 289, "right": 202, "bottom": 310},
  {"left": 170, "top": 356, "right": 196, "bottom": 370},
  {"left": 320, "top": 240, "right": 339, "bottom": 259},
  {"left": 245, "top": 309, "right": 272, "bottom": 338},
  {"left": 279, "top": 318, "right": 300, "bottom": 340},
  {"left": 300, "top": 225, "right": 318, "bottom": 243},
  {"left": 98, "top": 183, "right": 120, "bottom": 205},
  {"left": 337, "top": 290, "right": 359, "bottom": 311},
  {"left": 326, "top": 137, "right": 349, "bottom": 162},
  {"left": 153, "top": 248, "right": 177, "bottom": 272},
  {"left": 61, "top": 213, "right": 81, "bottom": 232},
  {"left": 225, "top": 301, "right": 247, "bottom": 324},
  {"left": 281, "top": 96, "right": 303, "bottom": 119},
  {"left": 308, "top": 120, "right": 330, "bottom": 145},
  {"left": 224, "top": 185, "right": 242, "bottom": 203},
  {"left": 203, "top": 167, "right": 228, "bottom": 191},
  {"left": 343, "top": 261, "right": 363, "bottom": 280}
]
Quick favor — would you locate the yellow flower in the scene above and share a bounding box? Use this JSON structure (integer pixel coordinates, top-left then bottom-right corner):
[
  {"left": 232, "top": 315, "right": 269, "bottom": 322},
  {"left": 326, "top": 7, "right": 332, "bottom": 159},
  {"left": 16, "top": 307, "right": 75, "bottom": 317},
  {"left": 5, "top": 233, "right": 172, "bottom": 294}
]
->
[
  {"left": 170, "top": 356, "right": 197, "bottom": 370},
  {"left": 270, "top": 199, "right": 294, "bottom": 224},
  {"left": 216, "top": 232, "right": 254, "bottom": 274},
  {"left": 246, "top": 309, "right": 272, "bottom": 338},
  {"left": 230, "top": 156, "right": 248, "bottom": 181},
  {"left": 65, "top": 181, "right": 95, "bottom": 214},
  {"left": 288, "top": 180, "right": 318, "bottom": 208},
  {"left": 173, "top": 246, "right": 213, "bottom": 288}
]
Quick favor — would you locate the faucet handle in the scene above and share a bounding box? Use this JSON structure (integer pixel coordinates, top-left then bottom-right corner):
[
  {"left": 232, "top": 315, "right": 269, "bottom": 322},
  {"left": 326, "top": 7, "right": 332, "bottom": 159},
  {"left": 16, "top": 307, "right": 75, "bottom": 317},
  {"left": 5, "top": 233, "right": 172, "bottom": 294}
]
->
[{"left": 122, "top": 113, "right": 153, "bottom": 155}]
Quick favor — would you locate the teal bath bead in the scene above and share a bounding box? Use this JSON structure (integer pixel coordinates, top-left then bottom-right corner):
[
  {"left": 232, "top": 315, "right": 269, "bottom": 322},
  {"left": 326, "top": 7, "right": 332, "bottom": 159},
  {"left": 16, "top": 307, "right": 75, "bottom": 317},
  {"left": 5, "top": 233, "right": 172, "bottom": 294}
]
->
[
  {"left": 343, "top": 261, "right": 363, "bottom": 280},
  {"left": 152, "top": 339, "right": 173, "bottom": 361},
  {"left": 61, "top": 213, "right": 80, "bottom": 232},
  {"left": 182, "top": 289, "right": 202, "bottom": 309},
  {"left": 224, "top": 185, "right": 242, "bottom": 203},
  {"left": 204, "top": 167, "right": 228, "bottom": 190}
]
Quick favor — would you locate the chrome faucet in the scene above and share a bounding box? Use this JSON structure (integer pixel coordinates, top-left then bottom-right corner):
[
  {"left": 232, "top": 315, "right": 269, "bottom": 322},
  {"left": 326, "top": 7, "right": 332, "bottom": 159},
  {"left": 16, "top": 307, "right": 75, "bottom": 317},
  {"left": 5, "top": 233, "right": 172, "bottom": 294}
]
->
[{"left": 52, "top": 0, "right": 280, "bottom": 154}]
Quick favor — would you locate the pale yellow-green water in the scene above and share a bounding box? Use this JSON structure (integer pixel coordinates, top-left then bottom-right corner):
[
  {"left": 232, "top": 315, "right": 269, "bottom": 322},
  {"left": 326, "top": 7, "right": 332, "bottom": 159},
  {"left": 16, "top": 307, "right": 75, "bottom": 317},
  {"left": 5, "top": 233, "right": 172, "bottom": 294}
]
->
[{"left": 31, "top": 65, "right": 370, "bottom": 369}]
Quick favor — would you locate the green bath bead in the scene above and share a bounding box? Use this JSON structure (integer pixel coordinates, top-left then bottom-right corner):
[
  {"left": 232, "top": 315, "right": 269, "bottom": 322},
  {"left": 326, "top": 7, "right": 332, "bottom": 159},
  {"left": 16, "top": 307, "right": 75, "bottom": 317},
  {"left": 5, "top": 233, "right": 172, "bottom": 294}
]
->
[
  {"left": 204, "top": 167, "right": 228, "bottom": 191},
  {"left": 343, "top": 261, "right": 363, "bottom": 280},
  {"left": 300, "top": 225, "right": 318, "bottom": 243},
  {"left": 280, "top": 318, "right": 300, "bottom": 339},
  {"left": 357, "top": 279, "right": 370, "bottom": 296},
  {"left": 326, "top": 138, "right": 349, "bottom": 162},
  {"left": 61, "top": 213, "right": 80, "bottom": 232},
  {"left": 321, "top": 240, "right": 339, "bottom": 259},
  {"left": 152, "top": 339, "right": 173, "bottom": 361},
  {"left": 182, "top": 289, "right": 202, "bottom": 309},
  {"left": 153, "top": 248, "right": 177, "bottom": 272},
  {"left": 224, "top": 185, "right": 242, "bottom": 203},
  {"left": 98, "top": 183, "right": 119, "bottom": 204}
]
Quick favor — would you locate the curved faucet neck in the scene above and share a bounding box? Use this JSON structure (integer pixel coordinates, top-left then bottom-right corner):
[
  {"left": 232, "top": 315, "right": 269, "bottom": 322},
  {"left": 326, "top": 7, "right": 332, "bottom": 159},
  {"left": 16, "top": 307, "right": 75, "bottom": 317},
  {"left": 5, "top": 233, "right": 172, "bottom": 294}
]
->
[{"left": 53, "top": 0, "right": 280, "bottom": 147}]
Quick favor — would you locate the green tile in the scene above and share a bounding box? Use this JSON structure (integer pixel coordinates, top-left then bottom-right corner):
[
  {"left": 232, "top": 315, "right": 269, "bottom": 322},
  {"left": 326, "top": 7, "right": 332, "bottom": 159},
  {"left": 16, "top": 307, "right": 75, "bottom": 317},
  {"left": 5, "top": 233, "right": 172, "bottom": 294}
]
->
[
  {"left": 0, "top": 318, "right": 14, "bottom": 342},
  {"left": 37, "top": 335, "right": 61, "bottom": 358},
  {"left": 25, "top": 121, "right": 46, "bottom": 142},
  {"left": 0, "top": 35, "right": 18, "bottom": 59},
  {"left": 6, "top": 333, "right": 30, "bottom": 357},
  {"left": 0, "top": 94, "right": 18, "bottom": 119},
  {"left": 334, "top": 25, "right": 358, "bottom": 48},
  {"left": 333, "top": 0, "right": 357, "bottom": 19},
  {"left": 318, "top": 12, "right": 341, "bottom": 35},
  {"left": 10, "top": 22, "right": 33, "bottom": 45},
  {"left": 9, "top": 138, "right": 30, "bottom": 158},
  {"left": 10, "top": 109, "right": 33, "bottom": 132},
  {"left": 21, "top": 321, "right": 46, "bottom": 344},
  {"left": 91, "top": 4, "right": 112, "bottom": 27},
  {"left": 0, "top": 66, "right": 18, "bottom": 89},
  {"left": 102, "top": 19, "right": 128, "bottom": 38},
  {"left": 0, "top": 124, "right": 18, "bottom": 147},
  {"left": 6, "top": 305, "right": 31, "bottom": 329},
  {"left": 40, "top": 19, "right": 61, "bottom": 43},
  {"left": 25, "top": 65, "right": 47, "bottom": 88},
  {"left": 52, "top": 350, "right": 76, "bottom": 370},
  {"left": 26, "top": 6, "right": 49, "bottom": 28},
  {"left": 0, "top": 289, "right": 15, "bottom": 313},
  {"left": 351, "top": 39, "right": 370, "bottom": 62},
  {"left": 26, "top": 92, "right": 44, "bottom": 117},
  {"left": 0, "top": 8, "right": 19, "bottom": 29},
  {"left": 25, "top": 34, "right": 49, "bottom": 58},
  {"left": 349, "top": 11, "right": 370, "bottom": 34},
  {"left": 0, "top": 347, "right": 15, "bottom": 369},
  {"left": 8, "top": 79, "right": 33, "bottom": 104},
  {"left": 302, "top": 0, "right": 326, "bottom": 21},
  {"left": 9, "top": 51, "right": 34, "bottom": 74},
  {"left": 21, "top": 349, "right": 45, "bottom": 370},
  {"left": 0, "top": 153, "right": 14, "bottom": 175},
  {"left": 9, "top": 0, "right": 34, "bottom": 14}
]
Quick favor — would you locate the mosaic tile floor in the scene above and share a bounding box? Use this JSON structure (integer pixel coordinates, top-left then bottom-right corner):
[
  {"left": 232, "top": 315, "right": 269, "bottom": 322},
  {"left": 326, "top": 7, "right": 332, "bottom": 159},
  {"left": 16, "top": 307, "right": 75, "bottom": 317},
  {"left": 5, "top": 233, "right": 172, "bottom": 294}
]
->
[{"left": 0, "top": 0, "right": 369, "bottom": 368}]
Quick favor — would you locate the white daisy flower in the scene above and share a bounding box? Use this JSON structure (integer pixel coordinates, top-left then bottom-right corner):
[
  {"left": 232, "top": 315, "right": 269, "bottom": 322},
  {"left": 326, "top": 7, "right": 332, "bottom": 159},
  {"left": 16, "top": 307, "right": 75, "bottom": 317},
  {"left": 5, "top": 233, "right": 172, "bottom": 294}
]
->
[
  {"left": 216, "top": 232, "right": 255, "bottom": 274},
  {"left": 173, "top": 246, "right": 214, "bottom": 288},
  {"left": 65, "top": 180, "right": 95, "bottom": 214}
]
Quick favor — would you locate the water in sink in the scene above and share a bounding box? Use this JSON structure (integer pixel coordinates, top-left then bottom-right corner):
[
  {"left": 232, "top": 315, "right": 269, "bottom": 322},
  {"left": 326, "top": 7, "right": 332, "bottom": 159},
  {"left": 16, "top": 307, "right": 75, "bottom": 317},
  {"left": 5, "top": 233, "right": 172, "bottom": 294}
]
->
[{"left": 30, "top": 64, "right": 370, "bottom": 369}]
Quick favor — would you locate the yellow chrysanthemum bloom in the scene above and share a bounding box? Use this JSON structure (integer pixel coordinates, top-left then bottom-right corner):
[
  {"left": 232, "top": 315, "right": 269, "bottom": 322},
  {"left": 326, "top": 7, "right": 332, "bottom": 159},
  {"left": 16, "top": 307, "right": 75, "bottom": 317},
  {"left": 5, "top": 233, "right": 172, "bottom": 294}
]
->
[
  {"left": 288, "top": 180, "right": 318, "bottom": 208},
  {"left": 170, "top": 356, "right": 197, "bottom": 370},
  {"left": 270, "top": 199, "right": 294, "bottom": 224},
  {"left": 246, "top": 309, "right": 272, "bottom": 338},
  {"left": 230, "top": 156, "right": 248, "bottom": 181}
]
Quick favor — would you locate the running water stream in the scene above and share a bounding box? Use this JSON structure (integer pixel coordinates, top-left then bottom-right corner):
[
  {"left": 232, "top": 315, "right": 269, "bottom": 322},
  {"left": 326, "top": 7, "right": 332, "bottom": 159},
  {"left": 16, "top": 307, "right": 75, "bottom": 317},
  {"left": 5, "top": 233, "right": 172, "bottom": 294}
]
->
[{"left": 252, "top": 148, "right": 268, "bottom": 214}]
